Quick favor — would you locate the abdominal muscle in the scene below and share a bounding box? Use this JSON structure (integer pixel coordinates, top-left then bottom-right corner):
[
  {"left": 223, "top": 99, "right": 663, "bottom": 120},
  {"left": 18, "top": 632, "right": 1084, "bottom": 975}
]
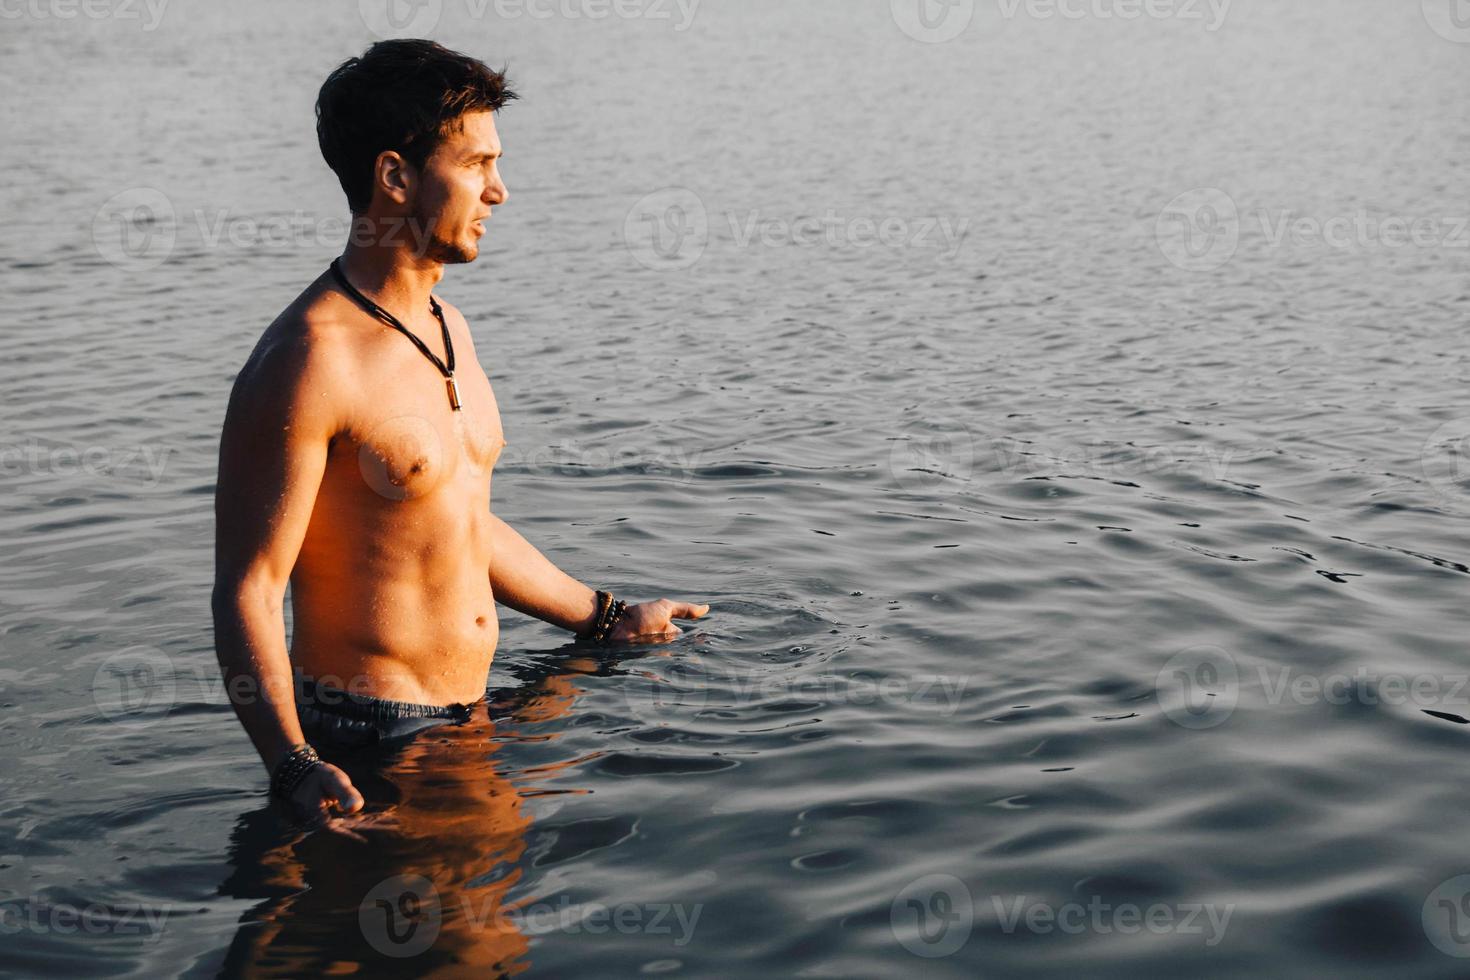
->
[{"left": 287, "top": 445, "right": 501, "bottom": 707}]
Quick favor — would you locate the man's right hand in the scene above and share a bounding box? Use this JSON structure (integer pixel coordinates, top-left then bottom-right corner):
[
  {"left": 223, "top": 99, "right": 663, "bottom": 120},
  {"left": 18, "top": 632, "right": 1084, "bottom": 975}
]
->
[{"left": 287, "top": 762, "right": 366, "bottom": 825}]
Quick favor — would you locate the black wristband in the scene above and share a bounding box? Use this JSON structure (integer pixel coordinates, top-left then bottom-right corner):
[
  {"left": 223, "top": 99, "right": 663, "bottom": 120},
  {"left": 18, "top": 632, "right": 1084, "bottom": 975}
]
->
[
  {"left": 270, "top": 745, "right": 323, "bottom": 802},
  {"left": 599, "top": 599, "right": 628, "bottom": 642},
  {"left": 578, "top": 591, "right": 628, "bottom": 644}
]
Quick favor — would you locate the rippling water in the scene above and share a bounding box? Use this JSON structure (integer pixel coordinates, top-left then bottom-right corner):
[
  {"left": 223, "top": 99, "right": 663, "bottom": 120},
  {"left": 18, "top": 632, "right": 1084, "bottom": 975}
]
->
[{"left": 3, "top": 0, "right": 1470, "bottom": 976}]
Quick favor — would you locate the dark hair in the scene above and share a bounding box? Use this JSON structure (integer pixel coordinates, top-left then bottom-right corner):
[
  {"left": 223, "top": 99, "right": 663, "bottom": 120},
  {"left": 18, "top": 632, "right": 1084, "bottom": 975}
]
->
[{"left": 316, "top": 39, "right": 517, "bottom": 213}]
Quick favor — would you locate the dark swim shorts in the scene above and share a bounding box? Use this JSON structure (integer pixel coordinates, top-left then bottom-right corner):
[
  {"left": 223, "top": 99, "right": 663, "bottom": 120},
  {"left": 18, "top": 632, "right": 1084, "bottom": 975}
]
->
[{"left": 295, "top": 675, "right": 485, "bottom": 749}]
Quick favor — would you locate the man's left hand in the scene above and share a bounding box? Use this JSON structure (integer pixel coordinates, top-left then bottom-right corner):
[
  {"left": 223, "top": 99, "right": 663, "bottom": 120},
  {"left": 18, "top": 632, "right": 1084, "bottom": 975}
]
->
[{"left": 609, "top": 599, "right": 710, "bottom": 642}]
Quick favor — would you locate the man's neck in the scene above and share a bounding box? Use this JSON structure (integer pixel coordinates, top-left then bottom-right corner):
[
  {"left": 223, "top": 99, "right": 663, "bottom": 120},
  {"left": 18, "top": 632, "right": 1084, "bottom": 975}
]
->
[{"left": 337, "top": 232, "right": 445, "bottom": 318}]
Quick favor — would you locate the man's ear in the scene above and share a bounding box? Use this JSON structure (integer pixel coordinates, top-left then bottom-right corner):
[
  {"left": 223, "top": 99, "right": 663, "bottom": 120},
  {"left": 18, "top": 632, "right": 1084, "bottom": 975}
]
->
[{"left": 373, "top": 150, "right": 414, "bottom": 207}]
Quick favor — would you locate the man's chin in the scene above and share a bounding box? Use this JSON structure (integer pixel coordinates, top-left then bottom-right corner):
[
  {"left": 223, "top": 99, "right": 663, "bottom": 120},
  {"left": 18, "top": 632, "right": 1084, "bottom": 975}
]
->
[{"left": 423, "top": 236, "right": 478, "bottom": 265}]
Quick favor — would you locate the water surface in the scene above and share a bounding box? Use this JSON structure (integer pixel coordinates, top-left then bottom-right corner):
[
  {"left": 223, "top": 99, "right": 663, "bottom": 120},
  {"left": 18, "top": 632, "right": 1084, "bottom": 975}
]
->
[{"left": 2, "top": 1, "right": 1470, "bottom": 976}]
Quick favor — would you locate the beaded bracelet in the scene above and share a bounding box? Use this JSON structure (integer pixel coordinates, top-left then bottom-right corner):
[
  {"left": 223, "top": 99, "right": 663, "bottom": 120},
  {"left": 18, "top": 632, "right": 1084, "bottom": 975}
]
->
[
  {"left": 598, "top": 598, "right": 629, "bottom": 642},
  {"left": 269, "top": 744, "right": 323, "bottom": 802},
  {"left": 579, "top": 590, "right": 629, "bottom": 644}
]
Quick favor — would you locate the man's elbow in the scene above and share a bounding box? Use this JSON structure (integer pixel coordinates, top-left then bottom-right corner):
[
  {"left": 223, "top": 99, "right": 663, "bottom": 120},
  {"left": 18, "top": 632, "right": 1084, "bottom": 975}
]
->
[{"left": 211, "top": 572, "right": 286, "bottom": 627}]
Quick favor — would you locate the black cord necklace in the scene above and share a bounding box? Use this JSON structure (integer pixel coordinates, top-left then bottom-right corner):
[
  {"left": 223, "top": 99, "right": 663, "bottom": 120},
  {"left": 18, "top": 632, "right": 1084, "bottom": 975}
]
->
[{"left": 329, "top": 258, "right": 462, "bottom": 411}]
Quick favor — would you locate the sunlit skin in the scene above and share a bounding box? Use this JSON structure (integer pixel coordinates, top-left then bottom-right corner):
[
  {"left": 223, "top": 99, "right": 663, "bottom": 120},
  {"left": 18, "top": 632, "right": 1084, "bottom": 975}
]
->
[{"left": 212, "top": 110, "right": 710, "bottom": 822}]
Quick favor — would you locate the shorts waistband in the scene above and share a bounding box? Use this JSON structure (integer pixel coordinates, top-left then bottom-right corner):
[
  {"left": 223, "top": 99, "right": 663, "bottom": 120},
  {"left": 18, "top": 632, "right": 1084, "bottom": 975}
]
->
[{"left": 295, "top": 676, "right": 479, "bottom": 725}]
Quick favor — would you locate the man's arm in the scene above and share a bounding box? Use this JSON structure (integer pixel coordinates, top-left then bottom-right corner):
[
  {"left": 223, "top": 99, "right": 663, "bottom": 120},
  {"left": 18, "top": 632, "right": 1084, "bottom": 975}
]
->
[
  {"left": 486, "top": 514, "right": 601, "bottom": 633},
  {"left": 211, "top": 328, "right": 362, "bottom": 815},
  {"left": 486, "top": 514, "right": 710, "bottom": 639}
]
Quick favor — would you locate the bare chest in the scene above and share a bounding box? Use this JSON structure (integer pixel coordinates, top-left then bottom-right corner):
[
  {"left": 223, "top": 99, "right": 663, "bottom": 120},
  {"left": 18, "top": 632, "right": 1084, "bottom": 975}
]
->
[{"left": 333, "top": 356, "right": 507, "bottom": 503}]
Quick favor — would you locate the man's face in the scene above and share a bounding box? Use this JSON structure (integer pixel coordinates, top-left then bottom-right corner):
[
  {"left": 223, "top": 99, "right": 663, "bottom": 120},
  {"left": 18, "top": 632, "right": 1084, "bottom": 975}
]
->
[{"left": 409, "top": 110, "right": 507, "bottom": 264}]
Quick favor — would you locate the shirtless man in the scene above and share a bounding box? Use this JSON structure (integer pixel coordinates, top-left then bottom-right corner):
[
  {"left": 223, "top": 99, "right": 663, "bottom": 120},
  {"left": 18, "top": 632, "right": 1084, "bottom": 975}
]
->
[{"left": 211, "top": 39, "right": 709, "bottom": 823}]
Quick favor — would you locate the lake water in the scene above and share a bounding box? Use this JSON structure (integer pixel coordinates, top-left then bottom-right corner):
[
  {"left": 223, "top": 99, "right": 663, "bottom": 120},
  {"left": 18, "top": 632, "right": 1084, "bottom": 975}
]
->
[{"left": 3, "top": 0, "right": 1470, "bottom": 976}]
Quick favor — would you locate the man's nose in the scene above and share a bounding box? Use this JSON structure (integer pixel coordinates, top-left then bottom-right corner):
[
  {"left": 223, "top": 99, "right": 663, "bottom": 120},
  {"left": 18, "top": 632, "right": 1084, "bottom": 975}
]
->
[{"left": 486, "top": 175, "right": 508, "bottom": 206}]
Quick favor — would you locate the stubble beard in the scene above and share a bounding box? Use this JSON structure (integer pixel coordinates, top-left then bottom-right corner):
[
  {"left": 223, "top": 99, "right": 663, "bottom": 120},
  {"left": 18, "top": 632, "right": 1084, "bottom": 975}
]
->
[
  {"left": 423, "top": 232, "right": 477, "bottom": 265},
  {"left": 412, "top": 205, "right": 478, "bottom": 265}
]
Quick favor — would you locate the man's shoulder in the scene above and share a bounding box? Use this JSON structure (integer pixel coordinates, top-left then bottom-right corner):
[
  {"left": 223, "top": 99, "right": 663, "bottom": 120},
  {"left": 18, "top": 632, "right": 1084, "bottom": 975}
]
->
[
  {"left": 429, "top": 294, "right": 483, "bottom": 363},
  {"left": 230, "top": 280, "right": 361, "bottom": 420},
  {"left": 248, "top": 281, "right": 361, "bottom": 383},
  {"left": 434, "top": 292, "right": 463, "bottom": 317},
  {"left": 432, "top": 293, "right": 471, "bottom": 332}
]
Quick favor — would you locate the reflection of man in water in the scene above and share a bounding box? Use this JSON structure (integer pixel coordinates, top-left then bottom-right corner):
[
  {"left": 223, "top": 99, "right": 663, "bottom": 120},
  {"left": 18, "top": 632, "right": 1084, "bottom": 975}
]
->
[
  {"left": 215, "top": 653, "right": 599, "bottom": 976},
  {"left": 211, "top": 40, "right": 708, "bottom": 823}
]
